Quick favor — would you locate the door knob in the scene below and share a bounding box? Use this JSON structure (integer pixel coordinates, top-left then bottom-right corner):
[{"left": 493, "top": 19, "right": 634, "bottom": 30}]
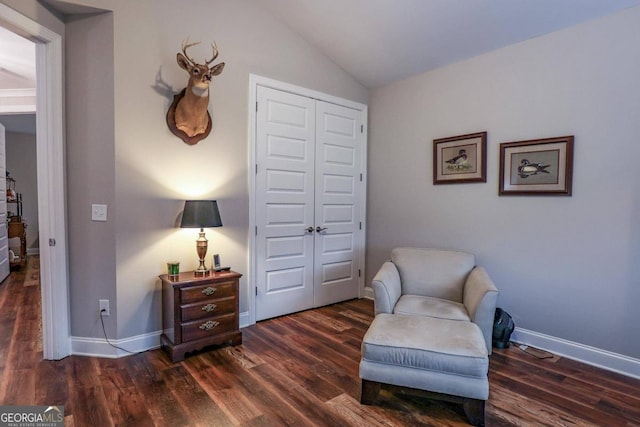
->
[
  {"left": 305, "top": 227, "right": 314, "bottom": 233},
  {"left": 316, "top": 226, "right": 328, "bottom": 233}
]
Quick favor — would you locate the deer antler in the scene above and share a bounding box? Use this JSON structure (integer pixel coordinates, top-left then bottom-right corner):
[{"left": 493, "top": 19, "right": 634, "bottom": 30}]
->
[
  {"left": 181, "top": 38, "right": 201, "bottom": 66},
  {"left": 205, "top": 42, "right": 219, "bottom": 66}
]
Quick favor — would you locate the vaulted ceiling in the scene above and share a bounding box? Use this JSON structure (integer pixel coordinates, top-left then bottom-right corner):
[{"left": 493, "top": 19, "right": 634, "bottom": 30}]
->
[
  {"left": 251, "top": 0, "right": 640, "bottom": 88},
  {"left": 2, "top": 0, "right": 640, "bottom": 113}
]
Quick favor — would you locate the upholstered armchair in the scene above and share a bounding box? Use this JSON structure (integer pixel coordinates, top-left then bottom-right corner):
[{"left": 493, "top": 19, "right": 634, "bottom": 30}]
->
[{"left": 371, "top": 247, "right": 499, "bottom": 353}]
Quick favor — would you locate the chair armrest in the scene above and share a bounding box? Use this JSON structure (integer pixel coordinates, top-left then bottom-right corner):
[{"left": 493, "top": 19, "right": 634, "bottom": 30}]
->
[
  {"left": 371, "top": 261, "right": 402, "bottom": 315},
  {"left": 463, "top": 266, "right": 499, "bottom": 354}
]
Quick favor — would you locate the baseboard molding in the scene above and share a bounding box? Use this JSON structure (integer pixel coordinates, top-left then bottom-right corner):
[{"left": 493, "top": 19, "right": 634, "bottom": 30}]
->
[
  {"left": 363, "top": 288, "right": 639, "bottom": 379},
  {"left": 71, "top": 330, "right": 162, "bottom": 358},
  {"left": 26, "top": 248, "right": 40, "bottom": 256},
  {"left": 72, "top": 315, "right": 253, "bottom": 358},
  {"left": 240, "top": 311, "right": 251, "bottom": 328},
  {"left": 70, "top": 308, "right": 640, "bottom": 379},
  {"left": 512, "top": 327, "right": 640, "bottom": 380}
]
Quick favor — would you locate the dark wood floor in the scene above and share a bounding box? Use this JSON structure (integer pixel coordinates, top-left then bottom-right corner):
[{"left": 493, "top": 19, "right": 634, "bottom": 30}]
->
[{"left": 1, "top": 263, "right": 639, "bottom": 426}]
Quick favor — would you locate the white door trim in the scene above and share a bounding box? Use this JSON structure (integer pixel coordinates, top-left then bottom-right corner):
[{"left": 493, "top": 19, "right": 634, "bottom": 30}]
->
[
  {"left": 248, "top": 74, "right": 368, "bottom": 326},
  {"left": 0, "top": 4, "right": 70, "bottom": 359}
]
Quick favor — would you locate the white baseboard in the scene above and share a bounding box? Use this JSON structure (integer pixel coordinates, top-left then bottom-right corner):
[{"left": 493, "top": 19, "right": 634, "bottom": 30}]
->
[
  {"left": 240, "top": 311, "right": 251, "bottom": 328},
  {"left": 363, "top": 286, "right": 373, "bottom": 300},
  {"left": 512, "top": 327, "right": 640, "bottom": 380},
  {"left": 69, "top": 307, "right": 640, "bottom": 380},
  {"left": 71, "top": 314, "right": 253, "bottom": 358},
  {"left": 71, "top": 330, "right": 162, "bottom": 358},
  {"left": 26, "top": 248, "right": 40, "bottom": 256},
  {"left": 363, "top": 287, "right": 639, "bottom": 379}
]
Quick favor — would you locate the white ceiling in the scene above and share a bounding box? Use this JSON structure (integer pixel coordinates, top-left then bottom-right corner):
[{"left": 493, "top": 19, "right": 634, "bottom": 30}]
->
[
  {"left": 0, "top": 25, "right": 36, "bottom": 115},
  {"left": 1, "top": 0, "right": 639, "bottom": 104},
  {"left": 251, "top": 0, "right": 640, "bottom": 88},
  {"left": 0, "top": 25, "right": 35, "bottom": 89}
]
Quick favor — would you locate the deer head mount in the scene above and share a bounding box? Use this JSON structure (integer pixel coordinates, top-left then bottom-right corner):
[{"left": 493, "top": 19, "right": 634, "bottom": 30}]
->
[{"left": 166, "top": 39, "right": 225, "bottom": 145}]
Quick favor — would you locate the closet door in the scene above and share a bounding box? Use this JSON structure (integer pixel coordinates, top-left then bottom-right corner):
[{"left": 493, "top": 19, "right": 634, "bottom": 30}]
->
[
  {"left": 255, "top": 87, "right": 316, "bottom": 321},
  {"left": 0, "top": 124, "right": 9, "bottom": 282},
  {"left": 255, "top": 86, "right": 365, "bottom": 321},
  {"left": 313, "top": 101, "right": 363, "bottom": 306}
]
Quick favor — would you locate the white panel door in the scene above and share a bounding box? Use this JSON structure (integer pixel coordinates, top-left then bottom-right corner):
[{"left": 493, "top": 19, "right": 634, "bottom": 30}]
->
[
  {"left": 255, "top": 86, "right": 316, "bottom": 321},
  {"left": 255, "top": 85, "right": 365, "bottom": 321},
  {"left": 313, "top": 101, "right": 362, "bottom": 306},
  {"left": 0, "top": 124, "right": 9, "bottom": 282}
]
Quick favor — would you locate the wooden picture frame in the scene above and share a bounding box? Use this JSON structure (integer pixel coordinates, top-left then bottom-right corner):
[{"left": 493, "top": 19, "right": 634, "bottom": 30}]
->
[
  {"left": 499, "top": 136, "right": 574, "bottom": 196},
  {"left": 433, "top": 132, "right": 487, "bottom": 184}
]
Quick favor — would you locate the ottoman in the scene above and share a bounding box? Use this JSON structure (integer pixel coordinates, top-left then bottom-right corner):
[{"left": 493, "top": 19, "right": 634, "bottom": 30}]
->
[{"left": 359, "top": 313, "right": 489, "bottom": 426}]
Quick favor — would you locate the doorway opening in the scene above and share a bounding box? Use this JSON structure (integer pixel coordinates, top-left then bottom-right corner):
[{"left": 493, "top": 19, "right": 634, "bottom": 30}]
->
[{"left": 0, "top": 4, "right": 70, "bottom": 360}]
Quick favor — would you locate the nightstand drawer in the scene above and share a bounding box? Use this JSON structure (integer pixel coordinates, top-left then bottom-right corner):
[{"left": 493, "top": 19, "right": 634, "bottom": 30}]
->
[
  {"left": 181, "top": 297, "right": 235, "bottom": 322},
  {"left": 181, "top": 314, "right": 236, "bottom": 342},
  {"left": 160, "top": 270, "right": 242, "bottom": 362},
  {"left": 181, "top": 280, "right": 235, "bottom": 304}
]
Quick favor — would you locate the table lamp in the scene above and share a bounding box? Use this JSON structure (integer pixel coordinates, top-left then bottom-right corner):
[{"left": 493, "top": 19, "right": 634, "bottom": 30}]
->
[{"left": 180, "top": 200, "right": 222, "bottom": 277}]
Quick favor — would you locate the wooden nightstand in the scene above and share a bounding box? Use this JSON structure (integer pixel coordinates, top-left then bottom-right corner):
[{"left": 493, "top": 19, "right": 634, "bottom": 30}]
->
[{"left": 160, "top": 270, "right": 242, "bottom": 362}]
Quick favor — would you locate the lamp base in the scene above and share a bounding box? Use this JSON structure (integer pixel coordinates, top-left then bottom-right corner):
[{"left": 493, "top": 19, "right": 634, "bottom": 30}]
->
[
  {"left": 194, "top": 269, "right": 211, "bottom": 278},
  {"left": 194, "top": 228, "right": 210, "bottom": 278}
]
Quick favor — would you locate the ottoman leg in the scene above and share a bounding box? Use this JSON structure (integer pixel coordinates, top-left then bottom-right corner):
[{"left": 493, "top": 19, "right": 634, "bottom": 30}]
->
[
  {"left": 360, "top": 379, "right": 381, "bottom": 405},
  {"left": 462, "top": 398, "right": 485, "bottom": 427}
]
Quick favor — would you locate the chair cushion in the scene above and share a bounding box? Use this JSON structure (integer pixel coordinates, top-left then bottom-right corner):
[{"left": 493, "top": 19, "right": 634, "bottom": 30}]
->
[
  {"left": 391, "top": 247, "right": 474, "bottom": 302},
  {"left": 362, "top": 313, "right": 488, "bottom": 378},
  {"left": 394, "top": 295, "right": 470, "bottom": 321}
]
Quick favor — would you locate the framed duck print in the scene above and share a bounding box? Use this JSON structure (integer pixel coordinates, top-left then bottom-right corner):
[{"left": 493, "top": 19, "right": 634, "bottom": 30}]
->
[
  {"left": 433, "top": 131, "right": 487, "bottom": 184},
  {"left": 499, "top": 136, "right": 574, "bottom": 196}
]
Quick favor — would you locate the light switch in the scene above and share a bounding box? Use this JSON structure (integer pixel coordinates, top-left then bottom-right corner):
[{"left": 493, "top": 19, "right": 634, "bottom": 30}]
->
[{"left": 92, "top": 204, "right": 107, "bottom": 222}]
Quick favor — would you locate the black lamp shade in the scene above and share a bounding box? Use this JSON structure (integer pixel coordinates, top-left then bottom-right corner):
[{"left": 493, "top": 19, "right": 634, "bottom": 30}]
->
[{"left": 180, "top": 200, "right": 222, "bottom": 228}]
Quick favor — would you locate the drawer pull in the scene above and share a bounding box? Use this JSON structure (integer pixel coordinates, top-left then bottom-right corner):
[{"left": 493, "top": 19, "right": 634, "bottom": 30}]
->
[
  {"left": 201, "top": 287, "right": 217, "bottom": 296},
  {"left": 201, "top": 303, "right": 217, "bottom": 313},
  {"left": 199, "top": 320, "right": 220, "bottom": 331}
]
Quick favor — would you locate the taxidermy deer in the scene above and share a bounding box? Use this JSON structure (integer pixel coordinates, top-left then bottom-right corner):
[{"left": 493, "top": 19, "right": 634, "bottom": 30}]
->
[{"left": 172, "top": 40, "right": 225, "bottom": 140}]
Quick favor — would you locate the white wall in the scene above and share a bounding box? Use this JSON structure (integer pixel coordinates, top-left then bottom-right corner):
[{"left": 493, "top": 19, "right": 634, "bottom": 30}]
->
[
  {"left": 3, "top": 0, "right": 368, "bottom": 346},
  {"left": 367, "top": 7, "right": 640, "bottom": 360},
  {"left": 105, "top": 0, "right": 368, "bottom": 338}
]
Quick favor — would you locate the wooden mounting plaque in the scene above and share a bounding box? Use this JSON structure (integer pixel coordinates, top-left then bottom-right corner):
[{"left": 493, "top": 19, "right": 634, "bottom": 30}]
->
[{"left": 166, "top": 88, "right": 212, "bottom": 145}]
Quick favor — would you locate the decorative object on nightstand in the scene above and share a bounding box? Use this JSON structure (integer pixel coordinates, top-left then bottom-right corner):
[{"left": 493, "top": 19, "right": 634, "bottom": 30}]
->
[
  {"left": 180, "top": 200, "right": 222, "bottom": 277},
  {"left": 160, "top": 270, "right": 242, "bottom": 362},
  {"left": 212, "top": 253, "right": 230, "bottom": 272},
  {"left": 167, "top": 261, "right": 180, "bottom": 279}
]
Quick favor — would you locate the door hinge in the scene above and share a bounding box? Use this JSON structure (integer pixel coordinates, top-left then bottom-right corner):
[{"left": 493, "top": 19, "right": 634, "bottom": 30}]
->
[
  {"left": 256, "top": 164, "right": 258, "bottom": 174},
  {"left": 255, "top": 226, "right": 258, "bottom": 236},
  {"left": 360, "top": 173, "right": 363, "bottom": 182},
  {"left": 359, "top": 222, "right": 362, "bottom": 230},
  {"left": 358, "top": 269, "right": 361, "bottom": 277},
  {"left": 360, "top": 124, "right": 363, "bottom": 133},
  {"left": 255, "top": 286, "right": 258, "bottom": 296},
  {"left": 256, "top": 101, "right": 258, "bottom": 112},
  {"left": 49, "top": 238, "right": 56, "bottom": 247}
]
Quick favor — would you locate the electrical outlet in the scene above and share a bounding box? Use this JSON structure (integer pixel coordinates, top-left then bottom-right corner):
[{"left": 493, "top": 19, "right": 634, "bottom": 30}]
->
[{"left": 99, "top": 299, "right": 110, "bottom": 316}]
